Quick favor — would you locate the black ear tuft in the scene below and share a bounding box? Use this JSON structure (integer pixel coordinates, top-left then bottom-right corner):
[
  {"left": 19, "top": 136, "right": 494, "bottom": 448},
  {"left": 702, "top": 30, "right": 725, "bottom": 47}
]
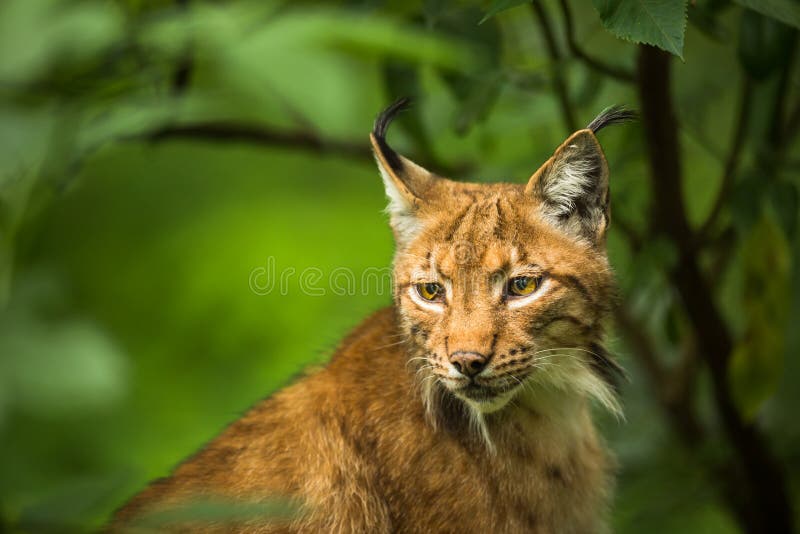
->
[
  {"left": 372, "top": 97, "right": 411, "bottom": 173},
  {"left": 586, "top": 106, "right": 638, "bottom": 134},
  {"left": 373, "top": 97, "right": 412, "bottom": 140}
]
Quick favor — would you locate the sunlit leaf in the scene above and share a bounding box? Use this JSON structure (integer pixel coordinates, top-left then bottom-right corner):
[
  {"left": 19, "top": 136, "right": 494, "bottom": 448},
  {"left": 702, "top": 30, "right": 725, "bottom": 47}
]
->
[{"left": 592, "top": 0, "right": 688, "bottom": 59}]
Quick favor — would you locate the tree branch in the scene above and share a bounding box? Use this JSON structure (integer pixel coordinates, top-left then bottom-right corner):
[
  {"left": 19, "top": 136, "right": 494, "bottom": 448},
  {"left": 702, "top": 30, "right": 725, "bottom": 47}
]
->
[
  {"left": 146, "top": 121, "right": 372, "bottom": 158},
  {"left": 530, "top": 2, "right": 577, "bottom": 132},
  {"left": 141, "top": 121, "right": 471, "bottom": 178},
  {"left": 636, "top": 44, "right": 794, "bottom": 534},
  {"left": 697, "top": 75, "right": 753, "bottom": 243},
  {"left": 614, "top": 304, "right": 704, "bottom": 444},
  {"left": 558, "top": 0, "right": 635, "bottom": 84}
]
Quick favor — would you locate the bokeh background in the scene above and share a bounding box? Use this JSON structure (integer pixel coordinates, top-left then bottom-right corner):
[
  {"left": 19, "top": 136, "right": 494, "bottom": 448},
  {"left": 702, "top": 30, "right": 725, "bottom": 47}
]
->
[{"left": 1, "top": 0, "right": 799, "bottom": 532}]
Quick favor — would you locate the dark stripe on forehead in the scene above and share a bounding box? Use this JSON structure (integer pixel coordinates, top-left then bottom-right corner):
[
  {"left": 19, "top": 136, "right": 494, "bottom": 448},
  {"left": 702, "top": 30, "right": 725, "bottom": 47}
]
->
[
  {"left": 465, "top": 200, "right": 499, "bottom": 244},
  {"left": 445, "top": 202, "right": 477, "bottom": 241},
  {"left": 492, "top": 198, "right": 506, "bottom": 239},
  {"left": 444, "top": 204, "right": 473, "bottom": 242}
]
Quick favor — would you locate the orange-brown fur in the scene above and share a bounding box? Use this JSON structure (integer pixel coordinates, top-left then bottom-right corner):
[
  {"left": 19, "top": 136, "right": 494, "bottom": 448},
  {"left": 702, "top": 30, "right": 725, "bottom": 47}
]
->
[{"left": 110, "top": 101, "right": 629, "bottom": 533}]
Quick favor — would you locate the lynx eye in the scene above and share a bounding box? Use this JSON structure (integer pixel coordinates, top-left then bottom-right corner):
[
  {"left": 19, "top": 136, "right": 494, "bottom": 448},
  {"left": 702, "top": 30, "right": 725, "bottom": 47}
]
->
[
  {"left": 416, "top": 282, "right": 443, "bottom": 302},
  {"left": 507, "top": 276, "right": 542, "bottom": 297}
]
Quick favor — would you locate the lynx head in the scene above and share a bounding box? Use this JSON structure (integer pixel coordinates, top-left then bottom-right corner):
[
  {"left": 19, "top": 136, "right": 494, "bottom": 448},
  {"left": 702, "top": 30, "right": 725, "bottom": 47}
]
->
[{"left": 371, "top": 99, "right": 633, "bottom": 435}]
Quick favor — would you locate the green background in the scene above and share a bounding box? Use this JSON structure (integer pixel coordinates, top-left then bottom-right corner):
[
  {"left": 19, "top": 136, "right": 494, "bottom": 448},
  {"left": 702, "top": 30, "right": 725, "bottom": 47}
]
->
[{"left": 1, "top": 0, "right": 799, "bottom": 532}]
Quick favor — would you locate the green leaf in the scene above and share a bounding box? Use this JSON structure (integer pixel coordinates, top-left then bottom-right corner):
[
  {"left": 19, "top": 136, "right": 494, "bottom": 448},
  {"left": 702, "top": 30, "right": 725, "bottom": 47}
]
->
[
  {"left": 733, "top": 0, "right": 800, "bottom": 29},
  {"left": 451, "top": 71, "right": 504, "bottom": 134},
  {"left": 479, "top": 0, "right": 530, "bottom": 25},
  {"left": 19, "top": 473, "right": 131, "bottom": 532},
  {"left": 687, "top": 0, "right": 730, "bottom": 41},
  {"left": 729, "top": 215, "right": 791, "bottom": 420},
  {"left": 0, "top": 0, "right": 124, "bottom": 84},
  {"left": 738, "top": 10, "right": 796, "bottom": 80},
  {"left": 769, "top": 180, "right": 799, "bottom": 237},
  {"left": 0, "top": 274, "right": 129, "bottom": 421},
  {"left": 730, "top": 170, "right": 765, "bottom": 233},
  {"left": 592, "top": 0, "right": 688, "bottom": 59}
]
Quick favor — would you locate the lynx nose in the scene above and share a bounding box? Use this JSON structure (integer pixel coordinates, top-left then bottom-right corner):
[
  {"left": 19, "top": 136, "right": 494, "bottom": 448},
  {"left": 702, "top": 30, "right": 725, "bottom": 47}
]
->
[{"left": 449, "top": 351, "right": 488, "bottom": 378}]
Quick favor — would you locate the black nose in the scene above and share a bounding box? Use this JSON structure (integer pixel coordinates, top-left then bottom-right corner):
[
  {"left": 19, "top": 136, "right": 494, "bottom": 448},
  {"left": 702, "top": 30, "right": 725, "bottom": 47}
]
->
[{"left": 449, "top": 351, "right": 488, "bottom": 378}]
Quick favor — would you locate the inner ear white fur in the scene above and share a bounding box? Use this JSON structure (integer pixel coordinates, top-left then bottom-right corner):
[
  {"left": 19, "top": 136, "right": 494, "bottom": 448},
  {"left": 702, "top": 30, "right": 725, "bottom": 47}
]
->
[
  {"left": 540, "top": 145, "right": 599, "bottom": 218},
  {"left": 525, "top": 129, "right": 610, "bottom": 243},
  {"left": 374, "top": 156, "right": 425, "bottom": 246},
  {"left": 369, "top": 121, "right": 439, "bottom": 247}
]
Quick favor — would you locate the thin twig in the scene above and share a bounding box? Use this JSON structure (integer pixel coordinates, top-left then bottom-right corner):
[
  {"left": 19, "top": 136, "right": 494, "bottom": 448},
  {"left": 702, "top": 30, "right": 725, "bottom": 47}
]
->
[
  {"left": 146, "top": 121, "right": 371, "bottom": 158},
  {"left": 614, "top": 304, "right": 703, "bottom": 444},
  {"left": 697, "top": 75, "right": 753, "bottom": 243},
  {"left": 530, "top": 2, "right": 577, "bottom": 132},
  {"left": 558, "top": 0, "right": 635, "bottom": 84},
  {"left": 140, "top": 121, "right": 470, "bottom": 177}
]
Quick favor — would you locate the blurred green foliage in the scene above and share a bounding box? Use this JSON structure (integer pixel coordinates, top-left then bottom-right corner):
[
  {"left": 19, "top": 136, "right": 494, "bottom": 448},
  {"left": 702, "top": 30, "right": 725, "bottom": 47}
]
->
[{"left": 0, "top": 0, "right": 798, "bottom": 532}]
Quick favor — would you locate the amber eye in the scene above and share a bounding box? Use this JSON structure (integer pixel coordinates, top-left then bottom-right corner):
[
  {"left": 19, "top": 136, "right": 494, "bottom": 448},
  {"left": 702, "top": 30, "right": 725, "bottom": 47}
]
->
[
  {"left": 416, "top": 282, "right": 443, "bottom": 302},
  {"left": 507, "top": 276, "right": 542, "bottom": 297}
]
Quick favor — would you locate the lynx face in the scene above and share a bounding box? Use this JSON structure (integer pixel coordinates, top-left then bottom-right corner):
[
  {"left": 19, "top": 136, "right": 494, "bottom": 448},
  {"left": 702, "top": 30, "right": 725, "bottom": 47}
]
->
[{"left": 371, "top": 99, "right": 630, "bottom": 425}]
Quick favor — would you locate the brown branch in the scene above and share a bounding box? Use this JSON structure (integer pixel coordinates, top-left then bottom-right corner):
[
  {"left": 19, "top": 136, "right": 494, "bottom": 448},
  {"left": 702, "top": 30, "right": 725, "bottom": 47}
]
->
[
  {"left": 636, "top": 44, "right": 794, "bottom": 534},
  {"left": 147, "top": 122, "right": 371, "bottom": 158},
  {"left": 614, "top": 304, "right": 704, "bottom": 444},
  {"left": 558, "top": 0, "right": 635, "bottom": 84},
  {"left": 697, "top": 76, "right": 753, "bottom": 243},
  {"left": 142, "top": 121, "right": 471, "bottom": 178},
  {"left": 530, "top": 2, "right": 577, "bottom": 132}
]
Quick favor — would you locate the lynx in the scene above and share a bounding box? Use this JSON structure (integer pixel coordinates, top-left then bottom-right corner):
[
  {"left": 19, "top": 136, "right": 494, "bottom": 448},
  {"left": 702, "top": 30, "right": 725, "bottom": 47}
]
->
[{"left": 110, "top": 99, "right": 634, "bottom": 533}]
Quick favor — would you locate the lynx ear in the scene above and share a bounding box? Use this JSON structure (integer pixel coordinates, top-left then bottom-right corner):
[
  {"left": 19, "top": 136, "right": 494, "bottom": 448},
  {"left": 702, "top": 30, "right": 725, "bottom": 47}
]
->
[
  {"left": 525, "top": 107, "right": 636, "bottom": 244},
  {"left": 525, "top": 130, "right": 610, "bottom": 243},
  {"left": 370, "top": 98, "right": 436, "bottom": 247}
]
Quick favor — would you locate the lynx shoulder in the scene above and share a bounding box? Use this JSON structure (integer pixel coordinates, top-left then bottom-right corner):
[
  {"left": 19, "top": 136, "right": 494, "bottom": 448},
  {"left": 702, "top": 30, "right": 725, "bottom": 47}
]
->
[{"left": 109, "top": 100, "right": 635, "bottom": 533}]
